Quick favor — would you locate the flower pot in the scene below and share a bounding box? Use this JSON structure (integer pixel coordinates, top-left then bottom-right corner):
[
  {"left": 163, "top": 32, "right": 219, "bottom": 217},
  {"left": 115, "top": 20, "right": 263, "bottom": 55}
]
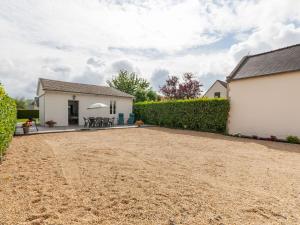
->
[
  {"left": 46, "top": 120, "right": 56, "bottom": 127},
  {"left": 23, "top": 126, "right": 29, "bottom": 134}
]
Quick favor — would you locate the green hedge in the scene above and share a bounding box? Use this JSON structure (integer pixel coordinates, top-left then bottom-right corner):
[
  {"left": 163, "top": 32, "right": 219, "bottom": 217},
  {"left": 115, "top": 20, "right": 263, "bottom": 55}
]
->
[
  {"left": 17, "top": 109, "right": 39, "bottom": 119},
  {"left": 134, "top": 98, "right": 229, "bottom": 133},
  {"left": 0, "top": 85, "right": 17, "bottom": 159}
]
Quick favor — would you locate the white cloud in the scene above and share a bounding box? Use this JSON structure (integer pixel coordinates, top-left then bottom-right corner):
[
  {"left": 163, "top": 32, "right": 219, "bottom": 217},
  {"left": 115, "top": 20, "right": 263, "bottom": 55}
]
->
[
  {"left": 151, "top": 69, "right": 170, "bottom": 91},
  {"left": 0, "top": 0, "right": 299, "bottom": 97}
]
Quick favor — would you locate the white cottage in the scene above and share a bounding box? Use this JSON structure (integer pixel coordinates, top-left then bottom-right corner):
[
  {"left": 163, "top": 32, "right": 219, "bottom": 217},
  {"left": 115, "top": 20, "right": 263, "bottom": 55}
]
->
[
  {"left": 203, "top": 80, "right": 227, "bottom": 98},
  {"left": 37, "top": 78, "right": 134, "bottom": 126}
]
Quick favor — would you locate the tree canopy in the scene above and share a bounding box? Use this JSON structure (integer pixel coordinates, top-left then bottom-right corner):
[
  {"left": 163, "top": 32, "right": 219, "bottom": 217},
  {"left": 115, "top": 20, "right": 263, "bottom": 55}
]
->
[
  {"left": 107, "top": 70, "right": 158, "bottom": 102},
  {"left": 160, "top": 73, "right": 203, "bottom": 99}
]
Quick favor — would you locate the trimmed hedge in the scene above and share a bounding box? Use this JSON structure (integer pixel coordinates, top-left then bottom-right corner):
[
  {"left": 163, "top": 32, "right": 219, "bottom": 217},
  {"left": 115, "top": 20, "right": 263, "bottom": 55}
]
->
[
  {"left": 17, "top": 109, "right": 39, "bottom": 119},
  {"left": 0, "top": 85, "right": 17, "bottom": 159},
  {"left": 134, "top": 98, "right": 229, "bottom": 133}
]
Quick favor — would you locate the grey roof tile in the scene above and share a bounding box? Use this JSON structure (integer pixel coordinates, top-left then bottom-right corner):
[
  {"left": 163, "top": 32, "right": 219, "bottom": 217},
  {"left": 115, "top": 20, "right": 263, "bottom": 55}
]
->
[
  {"left": 227, "top": 44, "right": 300, "bottom": 81},
  {"left": 217, "top": 80, "right": 227, "bottom": 88},
  {"left": 39, "top": 78, "right": 134, "bottom": 98}
]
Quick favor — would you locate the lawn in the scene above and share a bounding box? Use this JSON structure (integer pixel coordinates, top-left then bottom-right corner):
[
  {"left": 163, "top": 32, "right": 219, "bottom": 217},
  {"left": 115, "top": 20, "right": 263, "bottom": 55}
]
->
[
  {"left": 0, "top": 127, "right": 299, "bottom": 225},
  {"left": 17, "top": 118, "right": 39, "bottom": 123}
]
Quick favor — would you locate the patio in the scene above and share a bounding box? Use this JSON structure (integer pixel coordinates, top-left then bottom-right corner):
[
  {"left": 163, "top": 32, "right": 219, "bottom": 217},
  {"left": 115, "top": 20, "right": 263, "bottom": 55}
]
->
[{"left": 15, "top": 122, "right": 139, "bottom": 135}]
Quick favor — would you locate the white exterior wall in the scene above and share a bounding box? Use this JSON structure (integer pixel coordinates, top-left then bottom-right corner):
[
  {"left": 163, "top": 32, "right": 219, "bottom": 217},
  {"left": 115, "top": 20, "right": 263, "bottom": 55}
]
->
[
  {"left": 40, "top": 91, "right": 133, "bottom": 126},
  {"left": 37, "top": 82, "right": 46, "bottom": 125},
  {"left": 204, "top": 81, "right": 227, "bottom": 98},
  {"left": 228, "top": 71, "right": 300, "bottom": 139},
  {"left": 39, "top": 95, "right": 45, "bottom": 125}
]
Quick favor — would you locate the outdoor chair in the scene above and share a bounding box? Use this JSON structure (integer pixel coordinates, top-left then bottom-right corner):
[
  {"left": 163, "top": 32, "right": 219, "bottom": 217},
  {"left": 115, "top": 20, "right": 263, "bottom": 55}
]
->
[
  {"left": 95, "top": 117, "right": 103, "bottom": 127},
  {"left": 88, "top": 117, "right": 96, "bottom": 127},
  {"left": 118, "top": 113, "right": 124, "bottom": 125},
  {"left": 103, "top": 117, "right": 110, "bottom": 127},
  {"left": 127, "top": 113, "right": 135, "bottom": 125},
  {"left": 109, "top": 117, "right": 115, "bottom": 127},
  {"left": 83, "top": 117, "right": 89, "bottom": 128}
]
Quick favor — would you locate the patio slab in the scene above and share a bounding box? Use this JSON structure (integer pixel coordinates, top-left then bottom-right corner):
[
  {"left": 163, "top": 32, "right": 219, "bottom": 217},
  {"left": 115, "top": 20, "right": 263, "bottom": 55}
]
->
[{"left": 14, "top": 123, "right": 149, "bottom": 136}]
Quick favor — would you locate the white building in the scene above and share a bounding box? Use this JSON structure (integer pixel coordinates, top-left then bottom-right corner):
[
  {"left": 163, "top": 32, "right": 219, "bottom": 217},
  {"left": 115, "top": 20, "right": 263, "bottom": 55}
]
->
[
  {"left": 203, "top": 80, "right": 227, "bottom": 98},
  {"left": 227, "top": 44, "right": 300, "bottom": 139},
  {"left": 37, "top": 78, "right": 134, "bottom": 126}
]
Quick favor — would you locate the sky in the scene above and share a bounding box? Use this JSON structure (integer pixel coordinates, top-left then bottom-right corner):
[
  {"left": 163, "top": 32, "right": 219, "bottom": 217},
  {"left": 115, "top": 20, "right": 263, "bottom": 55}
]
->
[{"left": 0, "top": 0, "right": 300, "bottom": 98}]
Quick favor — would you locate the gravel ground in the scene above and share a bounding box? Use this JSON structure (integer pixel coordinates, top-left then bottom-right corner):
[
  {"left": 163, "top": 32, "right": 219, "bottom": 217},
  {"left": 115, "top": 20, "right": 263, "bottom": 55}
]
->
[{"left": 0, "top": 127, "right": 299, "bottom": 225}]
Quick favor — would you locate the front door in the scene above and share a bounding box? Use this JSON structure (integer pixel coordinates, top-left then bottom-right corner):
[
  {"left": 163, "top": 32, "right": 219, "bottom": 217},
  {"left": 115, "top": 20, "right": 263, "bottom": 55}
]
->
[{"left": 68, "top": 100, "right": 79, "bottom": 125}]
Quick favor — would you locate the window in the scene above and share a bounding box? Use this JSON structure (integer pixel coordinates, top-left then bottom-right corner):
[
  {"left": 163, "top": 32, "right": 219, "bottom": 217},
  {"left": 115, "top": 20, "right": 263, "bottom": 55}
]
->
[
  {"left": 110, "top": 101, "right": 113, "bottom": 114},
  {"left": 113, "top": 100, "right": 116, "bottom": 114},
  {"left": 214, "top": 92, "right": 221, "bottom": 98},
  {"left": 110, "top": 100, "right": 116, "bottom": 114}
]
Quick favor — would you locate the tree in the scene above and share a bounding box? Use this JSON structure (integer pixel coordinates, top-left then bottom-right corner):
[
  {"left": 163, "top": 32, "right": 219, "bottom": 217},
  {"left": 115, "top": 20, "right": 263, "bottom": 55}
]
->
[
  {"left": 14, "top": 97, "right": 27, "bottom": 109},
  {"left": 146, "top": 89, "right": 158, "bottom": 101},
  {"left": 107, "top": 70, "right": 159, "bottom": 102},
  {"left": 160, "top": 73, "right": 202, "bottom": 99},
  {"left": 14, "top": 97, "right": 34, "bottom": 109},
  {"left": 159, "top": 76, "right": 180, "bottom": 99},
  {"left": 107, "top": 70, "right": 149, "bottom": 96}
]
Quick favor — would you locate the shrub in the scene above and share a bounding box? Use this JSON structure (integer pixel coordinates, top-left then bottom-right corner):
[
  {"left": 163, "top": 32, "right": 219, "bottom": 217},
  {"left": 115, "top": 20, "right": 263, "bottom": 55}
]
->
[
  {"left": 0, "top": 85, "right": 17, "bottom": 160},
  {"left": 286, "top": 136, "right": 300, "bottom": 144},
  {"left": 134, "top": 98, "right": 229, "bottom": 133},
  {"left": 17, "top": 109, "right": 39, "bottom": 119}
]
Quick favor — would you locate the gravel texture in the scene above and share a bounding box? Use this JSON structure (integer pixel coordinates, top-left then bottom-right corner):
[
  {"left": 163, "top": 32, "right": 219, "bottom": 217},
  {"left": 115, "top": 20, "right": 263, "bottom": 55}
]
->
[{"left": 0, "top": 127, "right": 299, "bottom": 225}]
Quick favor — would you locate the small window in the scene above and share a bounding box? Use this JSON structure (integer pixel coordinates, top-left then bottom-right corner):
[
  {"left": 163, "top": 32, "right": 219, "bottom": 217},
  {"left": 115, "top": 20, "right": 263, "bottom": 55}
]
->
[
  {"left": 113, "top": 100, "right": 116, "bottom": 114},
  {"left": 110, "top": 100, "right": 113, "bottom": 114},
  {"left": 110, "top": 100, "right": 116, "bottom": 114},
  {"left": 214, "top": 92, "right": 221, "bottom": 98}
]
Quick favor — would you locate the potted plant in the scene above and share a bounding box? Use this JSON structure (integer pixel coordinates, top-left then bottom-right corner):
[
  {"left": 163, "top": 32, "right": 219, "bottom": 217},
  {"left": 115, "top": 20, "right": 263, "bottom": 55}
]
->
[
  {"left": 270, "top": 135, "right": 277, "bottom": 141},
  {"left": 46, "top": 120, "right": 56, "bottom": 128},
  {"left": 22, "top": 122, "right": 30, "bottom": 134},
  {"left": 135, "top": 120, "right": 144, "bottom": 128}
]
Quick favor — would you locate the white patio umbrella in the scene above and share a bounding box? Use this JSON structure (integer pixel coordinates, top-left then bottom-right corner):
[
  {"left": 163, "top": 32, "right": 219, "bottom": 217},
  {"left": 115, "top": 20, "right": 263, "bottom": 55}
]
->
[
  {"left": 87, "top": 103, "right": 108, "bottom": 109},
  {"left": 87, "top": 103, "right": 109, "bottom": 120}
]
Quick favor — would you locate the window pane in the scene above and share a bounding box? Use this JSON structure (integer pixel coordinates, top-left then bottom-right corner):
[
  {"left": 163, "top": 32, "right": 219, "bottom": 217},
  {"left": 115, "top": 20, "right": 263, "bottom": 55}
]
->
[
  {"left": 113, "top": 101, "right": 116, "bottom": 114},
  {"left": 110, "top": 100, "right": 112, "bottom": 114},
  {"left": 214, "top": 92, "right": 221, "bottom": 98}
]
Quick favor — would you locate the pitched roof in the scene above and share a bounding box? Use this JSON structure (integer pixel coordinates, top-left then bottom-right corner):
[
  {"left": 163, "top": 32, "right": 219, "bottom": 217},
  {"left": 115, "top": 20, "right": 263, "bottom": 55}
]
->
[
  {"left": 217, "top": 80, "right": 227, "bottom": 88},
  {"left": 39, "top": 78, "right": 134, "bottom": 98},
  {"left": 227, "top": 44, "right": 300, "bottom": 81},
  {"left": 203, "top": 80, "right": 227, "bottom": 97}
]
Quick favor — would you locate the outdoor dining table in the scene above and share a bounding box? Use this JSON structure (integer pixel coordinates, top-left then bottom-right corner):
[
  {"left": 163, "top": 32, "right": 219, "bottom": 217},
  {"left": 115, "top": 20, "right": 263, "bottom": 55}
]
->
[{"left": 87, "top": 117, "right": 114, "bottom": 128}]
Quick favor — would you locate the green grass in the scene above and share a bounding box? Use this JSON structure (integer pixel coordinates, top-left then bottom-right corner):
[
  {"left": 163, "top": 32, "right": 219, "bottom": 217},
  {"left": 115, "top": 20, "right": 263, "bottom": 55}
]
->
[
  {"left": 17, "top": 118, "right": 40, "bottom": 124},
  {"left": 17, "top": 118, "right": 28, "bottom": 123}
]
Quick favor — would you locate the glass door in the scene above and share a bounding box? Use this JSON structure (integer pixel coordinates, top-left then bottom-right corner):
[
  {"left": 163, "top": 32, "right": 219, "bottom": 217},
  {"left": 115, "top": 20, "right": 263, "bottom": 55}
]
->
[{"left": 68, "top": 100, "right": 79, "bottom": 125}]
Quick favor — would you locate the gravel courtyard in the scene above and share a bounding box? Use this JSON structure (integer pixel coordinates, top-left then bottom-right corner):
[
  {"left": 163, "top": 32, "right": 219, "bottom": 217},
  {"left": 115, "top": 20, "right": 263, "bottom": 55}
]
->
[{"left": 0, "top": 127, "right": 299, "bottom": 225}]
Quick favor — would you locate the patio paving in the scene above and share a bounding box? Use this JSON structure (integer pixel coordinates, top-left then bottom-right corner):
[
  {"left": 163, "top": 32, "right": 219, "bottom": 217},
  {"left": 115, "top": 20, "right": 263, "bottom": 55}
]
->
[{"left": 15, "top": 123, "right": 140, "bottom": 135}]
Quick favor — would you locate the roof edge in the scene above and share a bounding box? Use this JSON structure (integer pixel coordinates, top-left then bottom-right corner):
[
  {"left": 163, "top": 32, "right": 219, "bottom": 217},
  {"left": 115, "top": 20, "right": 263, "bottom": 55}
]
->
[
  {"left": 247, "top": 43, "right": 300, "bottom": 58},
  {"left": 43, "top": 88, "right": 135, "bottom": 98},
  {"left": 227, "top": 68, "right": 300, "bottom": 82},
  {"left": 227, "top": 43, "right": 300, "bottom": 82},
  {"left": 203, "top": 80, "right": 227, "bottom": 97},
  {"left": 38, "top": 78, "right": 134, "bottom": 98},
  {"left": 226, "top": 56, "right": 248, "bottom": 82},
  {"left": 217, "top": 80, "right": 227, "bottom": 88}
]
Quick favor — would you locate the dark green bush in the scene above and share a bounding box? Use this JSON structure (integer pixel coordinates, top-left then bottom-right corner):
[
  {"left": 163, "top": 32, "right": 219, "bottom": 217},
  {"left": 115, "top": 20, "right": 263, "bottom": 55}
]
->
[
  {"left": 0, "top": 85, "right": 17, "bottom": 159},
  {"left": 17, "top": 109, "right": 39, "bottom": 119},
  {"left": 286, "top": 136, "right": 300, "bottom": 144},
  {"left": 134, "top": 98, "right": 229, "bottom": 133}
]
